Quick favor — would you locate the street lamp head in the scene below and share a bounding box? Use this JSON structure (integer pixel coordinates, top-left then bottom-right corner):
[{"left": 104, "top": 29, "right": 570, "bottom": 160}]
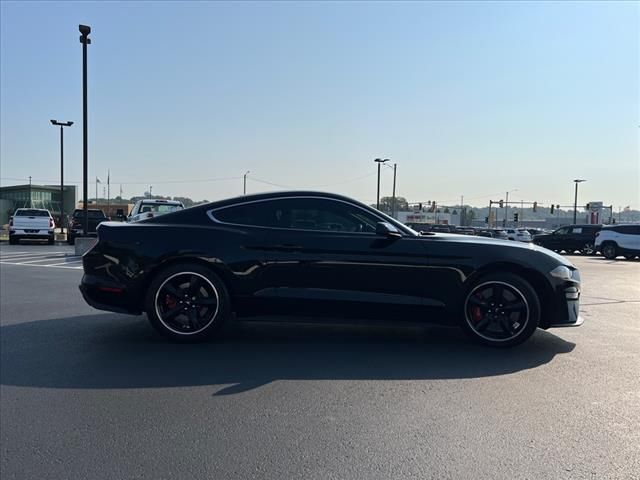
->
[
  {"left": 574, "top": 179, "right": 586, "bottom": 183},
  {"left": 79, "top": 24, "right": 91, "bottom": 35},
  {"left": 374, "top": 158, "right": 390, "bottom": 164},
  {"left": 50, "top": 120, "right": 74, "bottom": 127}
]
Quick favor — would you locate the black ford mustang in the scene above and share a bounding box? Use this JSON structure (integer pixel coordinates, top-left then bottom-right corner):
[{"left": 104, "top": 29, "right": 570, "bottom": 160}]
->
[{"left": 80, "top": 191, "right": 583, "bottom": 347}]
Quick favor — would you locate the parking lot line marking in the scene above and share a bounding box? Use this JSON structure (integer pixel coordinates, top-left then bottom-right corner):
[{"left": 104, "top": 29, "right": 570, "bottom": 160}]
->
[
  {"left": 0, "top": 261, "right": 83, "bottom": 270},
  {"left": 47, "top": 260, "right": 84, "bottom": 266},
  {"left": 0, "top": 252, "right": 71, "bottom": 260},
  {"left": 16, "top": 257, "right": 80, "bottom": 264}
]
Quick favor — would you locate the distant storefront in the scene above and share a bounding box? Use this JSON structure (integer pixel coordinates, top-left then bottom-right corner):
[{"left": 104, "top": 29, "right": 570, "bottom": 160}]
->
[{"left": 0, "top": 184, "right": 77, "bottom": 225}]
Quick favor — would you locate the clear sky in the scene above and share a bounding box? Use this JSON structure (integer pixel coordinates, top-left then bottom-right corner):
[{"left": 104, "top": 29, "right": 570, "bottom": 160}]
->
[{"left": 1, "top": 1, "right": 638, "bottom": 208}]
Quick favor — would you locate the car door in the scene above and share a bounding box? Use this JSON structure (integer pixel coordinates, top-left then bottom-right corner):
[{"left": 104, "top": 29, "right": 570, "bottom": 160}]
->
[
  {"left": 545, "top": 227, "right": 570, "bottom": 250},
  {"left": 255, "top": 197, "right": 433, "bottom": 321}
]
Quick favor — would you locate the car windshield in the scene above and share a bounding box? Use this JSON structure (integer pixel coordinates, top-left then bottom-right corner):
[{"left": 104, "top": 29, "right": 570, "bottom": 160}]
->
[{"left": 15, "top": 209, "right": 49, "bottom": 216}]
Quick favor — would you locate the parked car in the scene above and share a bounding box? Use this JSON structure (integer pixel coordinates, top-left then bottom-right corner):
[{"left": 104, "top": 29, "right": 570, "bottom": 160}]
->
[
  {"left": 128, "top": 199, "right": 184, "bottom": 223},
  {"left": 533, "top": 224, "right": 602, "bottom": 255},
  {"left": 526, "top": 228, "right": 550, "bottom": 237},
  {"left": 454, "top": 226, "right": 476, "bottom": 235},
  {"left": 595, "top": 224, "right": 640, "bottom": 260},
  {"left": 67, "top": 209, "right": 109, "bottom": 245},
  {"left": 8, "top": 208, "right": 55, "bottom": 245},
  {"left": 504, "top": 228, "right": 533, "bottom": 243},
  {"left": 80, "top": 191, "right": 583, "bottom": 348},
  {"left": 404, "top": 222, "right": 430, "bottom": 233},
  {"left": 490, "top": 229, "right": 510, "bottom": 240},
  {"left": 475, "top": 229, "right": 496, "bottom": 238}
]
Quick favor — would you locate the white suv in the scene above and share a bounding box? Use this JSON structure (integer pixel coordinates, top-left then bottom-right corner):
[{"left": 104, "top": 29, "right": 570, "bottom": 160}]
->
[
  {"left": 505, "top": 228, "right": 532, "bottom": 242},
  {"left": 595, "top": 224, "right": 640, "bottom": 260}
]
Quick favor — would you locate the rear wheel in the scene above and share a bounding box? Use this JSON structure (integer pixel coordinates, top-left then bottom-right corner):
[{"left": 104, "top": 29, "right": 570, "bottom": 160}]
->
[
  {"left": 67, "top": 234, "right": 75, "bottom": 245},
  {"left": 145, "top": 263, "right": 231, "bottom": 342},
  {"left": 462, "top": 273, "right": 540, "bottom": 347},
  {"left": 581, "top": 242, "right": 595, "bottom": 255},
  {"left": 602, "top": 243, "right": 618, "bottom": 260},
  {"left": 47, "top": 236, "right": 55, "bottom": 245},
  {"left": 9, "top": 236, "right": 18, "bottom": 245}
]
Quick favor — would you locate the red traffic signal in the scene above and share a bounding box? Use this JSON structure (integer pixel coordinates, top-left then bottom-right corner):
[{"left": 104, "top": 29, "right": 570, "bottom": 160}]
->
[{"left": 499, "top": 199, "right": 504, "bottom": 208}]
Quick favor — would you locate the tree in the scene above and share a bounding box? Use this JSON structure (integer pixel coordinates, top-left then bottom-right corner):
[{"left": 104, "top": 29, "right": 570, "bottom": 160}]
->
[{"left": 378, "top": 196, "right": 409, "bottom": 213}]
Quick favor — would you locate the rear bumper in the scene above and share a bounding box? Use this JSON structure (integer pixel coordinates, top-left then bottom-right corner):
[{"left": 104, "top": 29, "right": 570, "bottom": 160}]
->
[
  {"left": 79, "top": 274, "right": 142, "bottom": 315},
  {"left": 9, "top": 229, "right": 53, "bottom": 238}
]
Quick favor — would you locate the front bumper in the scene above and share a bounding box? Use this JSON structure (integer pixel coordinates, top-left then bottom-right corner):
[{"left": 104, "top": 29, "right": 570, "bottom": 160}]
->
[{"left": 544, "top": 271, "right": 584, "bottom": 328}]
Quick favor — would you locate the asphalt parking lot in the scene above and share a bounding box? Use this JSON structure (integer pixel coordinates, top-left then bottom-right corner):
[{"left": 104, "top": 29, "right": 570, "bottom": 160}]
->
[{"left": 1, "top": 244, "right": 639, "bottom": 480}]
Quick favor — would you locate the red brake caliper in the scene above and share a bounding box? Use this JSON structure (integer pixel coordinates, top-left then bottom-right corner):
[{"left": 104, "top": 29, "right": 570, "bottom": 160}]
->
[
  {"left": 472, "top": 295, "right": 483, "bottom": 323},
  {"left": 165, "top": 294, "right": 177, "bottom": 309}
]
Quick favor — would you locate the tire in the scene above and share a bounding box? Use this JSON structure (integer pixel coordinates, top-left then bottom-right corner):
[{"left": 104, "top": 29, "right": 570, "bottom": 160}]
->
[
  {"left": 461, "top": 272, "right": 540, "bottom": 348},
  {"left": 67, "top": 235, "right": 75, "bottom": 245},
  {"left": 145, "top": 263, "right": 231, "bottom": 342},
  {"left": 581, "top": 242, "right": 595, "bottom": 255},
  {"left": 602, "top": 243, "right": 617, "bottom": 260},
  {"left": 9, "top": 236, "right": 18, "bottom": 245},
  {"left": 48, "top": 236, "right": 55, "bottom": 245}
]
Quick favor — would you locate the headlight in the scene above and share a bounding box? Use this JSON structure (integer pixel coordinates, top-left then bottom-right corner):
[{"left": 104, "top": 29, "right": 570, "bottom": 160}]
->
[{"left": 549, "top": 265, "right": 573, "bottom": 280}]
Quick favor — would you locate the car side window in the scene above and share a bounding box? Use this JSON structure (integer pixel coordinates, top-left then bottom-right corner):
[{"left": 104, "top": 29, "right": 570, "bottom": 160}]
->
[
  {"left": 554, "top": 227, "right": 570, "bottom": 235},
  {"left": 213, "top": 198, "right": 380, "bottom": 233},
  {"left": 572, "top": 227, "right": 583, "bottom": 234}
]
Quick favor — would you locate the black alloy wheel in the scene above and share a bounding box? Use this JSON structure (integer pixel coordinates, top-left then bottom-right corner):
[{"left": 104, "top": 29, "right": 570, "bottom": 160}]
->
[
  {"left": 602, "top": 243, "right": 618, "bottom": 260},
  {"left": 581, "top": 242, "right": 595, "bottom": 255},
  {"left": 145, "top": 263, "right": 230, "bottom": 342},
  {"left": 463, "top": 273, "right": 540, "bottom": 347}
]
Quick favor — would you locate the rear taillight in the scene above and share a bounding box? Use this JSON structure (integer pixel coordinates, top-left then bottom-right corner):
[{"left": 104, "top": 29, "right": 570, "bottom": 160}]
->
[
  {"left": 9, "top": 217, "right": 13, "bottom": 227},
  {"left": 49, "top": 218, "right": 54, "bottom": 228}
]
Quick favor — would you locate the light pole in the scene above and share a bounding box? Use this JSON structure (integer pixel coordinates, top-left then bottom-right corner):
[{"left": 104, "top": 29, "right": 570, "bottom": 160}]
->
[
  {"left": 243, "top": 171, "right": 250, "bottom": 195},
  {"left": 79, "top": 24, "right": 91, "bottom": 236},
  {"left": 374, "top": 158, "right": 389, "bottom": 210},
  {"left": 50, "top": 120, "right": 73, "bottom": 234},
  {"left": 573, "top": 179, "right": 586, "bottom": 224},
  {"left": 504, "top": 189, "right": 518, "bottom": 227},
  {"left": 391, "top": 163, "right": 397, "bottom": 218}
]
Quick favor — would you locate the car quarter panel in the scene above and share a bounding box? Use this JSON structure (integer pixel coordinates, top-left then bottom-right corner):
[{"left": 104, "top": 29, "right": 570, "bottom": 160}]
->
[{"left": 81, "top": 221, "right": 272, "bottom": 314}]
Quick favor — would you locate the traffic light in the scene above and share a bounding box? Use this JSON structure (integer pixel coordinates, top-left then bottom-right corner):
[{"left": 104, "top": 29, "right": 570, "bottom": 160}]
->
[
  {"left": 550, "top": 204, "right": 555, "bottom": 214},
  {"left": 499, "top": 199, "right": 504, "bottom": 208},
  {"left": 418, "top": 203, "right": 422, "bottom": 211},
  {"left": 485, "top": 216, "right": 489, "bottom": 223},
  {"left": 513, "top": 213, "right": 519, "bottom": 222},
  {"left": 585, "top": 203, "right": 591, "bottom": 210},
  {"left": 533, "top": 201, "right": 537, "bottom": 212}
]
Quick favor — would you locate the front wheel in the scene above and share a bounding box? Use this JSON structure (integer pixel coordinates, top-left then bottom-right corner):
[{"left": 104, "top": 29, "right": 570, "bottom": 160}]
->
[
  {"left": 462, "top": 273, "right": 540, "bottom": 347},
  {"left": 145, "top": 263, "right": 231, "bottom": 342},
  {"left": 47, "top": 236, "right": 55, "bottom": 245},
  {"left": 602, "top": 243, "right": 618, "bottom": 260},
  {"left": 67, "top": 234, "right": 75, "bottom": 245},
  {"left": 9, "top": 236, "right": 18, "bottom": 245}
]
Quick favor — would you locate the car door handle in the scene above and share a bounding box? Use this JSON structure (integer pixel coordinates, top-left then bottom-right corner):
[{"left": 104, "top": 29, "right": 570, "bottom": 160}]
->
[{"left": 270, "top": 244, "right": 303, "bottom": 252}]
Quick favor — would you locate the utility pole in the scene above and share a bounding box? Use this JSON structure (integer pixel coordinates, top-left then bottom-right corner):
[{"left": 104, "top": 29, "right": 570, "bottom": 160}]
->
[
  {"left": 149, "top": 186, "right": 153, "bottom": 198},
  {"left": 244, "top": 171, "right": 250, "bottom": 195},
  {"left": 79, "top": 24, "right": 91, "bottom": 236},
  {"left": 28, "top": 176, "right": 32, "bottom": 208}
]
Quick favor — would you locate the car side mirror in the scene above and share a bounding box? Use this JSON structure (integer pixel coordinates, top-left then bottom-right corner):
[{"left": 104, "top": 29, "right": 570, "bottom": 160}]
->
[{"left": 376, "top": 222, "right": 402, "bottom": 238}]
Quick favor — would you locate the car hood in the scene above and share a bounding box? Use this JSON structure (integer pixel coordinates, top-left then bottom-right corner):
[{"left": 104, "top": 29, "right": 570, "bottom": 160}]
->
[{"left": 420, "top": 233, "right": 575, "bottom": 268}]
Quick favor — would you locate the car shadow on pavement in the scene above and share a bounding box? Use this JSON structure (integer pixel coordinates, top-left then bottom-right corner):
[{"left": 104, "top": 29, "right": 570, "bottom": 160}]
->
[{"left": 0, "top": 314, "right": 575, "bottom": 395}]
